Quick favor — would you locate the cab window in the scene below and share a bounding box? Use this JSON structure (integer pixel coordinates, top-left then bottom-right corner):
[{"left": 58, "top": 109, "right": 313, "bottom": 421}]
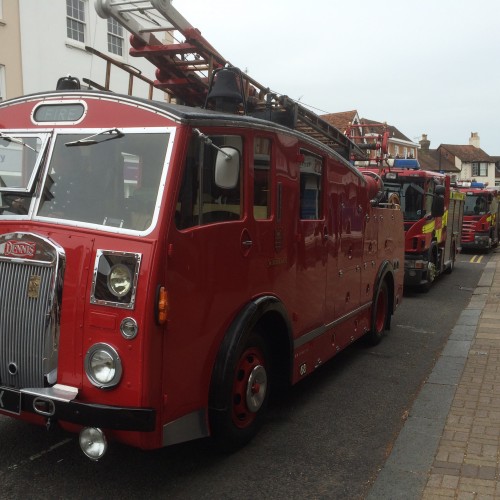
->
[
  {"left": 176, "top": 133, "right": 243, "bottom": 229},
  {"left": 253, "top": 137, "right": 271, "bottom": 220},
  {"left": 299, "top": 150, "right": 323, "bottom": 220}
]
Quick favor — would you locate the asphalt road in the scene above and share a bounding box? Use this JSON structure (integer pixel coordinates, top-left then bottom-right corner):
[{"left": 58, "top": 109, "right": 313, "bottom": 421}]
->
[{"left": 0, "top": 251, "right": 489, "bottom": 500}]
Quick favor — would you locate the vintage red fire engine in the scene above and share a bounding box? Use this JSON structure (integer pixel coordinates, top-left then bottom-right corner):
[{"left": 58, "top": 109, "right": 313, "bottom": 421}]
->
[{"left": 0, "top": 0, "right": 404, "bottom": 459}]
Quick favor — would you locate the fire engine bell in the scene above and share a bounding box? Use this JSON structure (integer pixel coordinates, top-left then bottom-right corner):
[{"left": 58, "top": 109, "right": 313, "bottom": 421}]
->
[{"left": 205, "top": 67, "right": 245, "bottom": 113}]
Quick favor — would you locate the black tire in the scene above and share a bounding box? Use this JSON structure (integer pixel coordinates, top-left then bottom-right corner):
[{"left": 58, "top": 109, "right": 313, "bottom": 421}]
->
[
  {"left": 419, "top": 249, "right": 437, "bottom": 293},
  {"left": 209, "top": 332, "right": 270, "bottom": 452},
  {"left": 365, "top": 281, "right": 389, "bottom": 346}
]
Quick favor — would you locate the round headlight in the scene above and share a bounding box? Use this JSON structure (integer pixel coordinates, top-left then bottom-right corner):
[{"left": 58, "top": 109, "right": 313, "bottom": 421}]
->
[
  {"left": 79, "top": 427, "right": 107, "bottom": 461},
  {"left": 85, "top": 343, "right": 122, "bottom": 389},
  {"left": 108, "top": 264, "right": 132, "bottom": 298}
]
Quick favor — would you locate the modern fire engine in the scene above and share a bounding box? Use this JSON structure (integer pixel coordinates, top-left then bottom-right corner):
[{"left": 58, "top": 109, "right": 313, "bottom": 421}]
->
[
  {"left": 351, "top": 140, "right": 464, "bottom": 291},
  {"left": 457, "top": 182, "right": 500, "bottom": 251},
  {"left": 0, "top": 0, "right": 404, "bottom": 459}
]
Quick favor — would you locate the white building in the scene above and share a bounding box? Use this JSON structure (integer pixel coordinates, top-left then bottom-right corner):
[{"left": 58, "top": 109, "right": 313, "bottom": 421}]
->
[{"left": 0, "top": 0, "right": 165, "bottom": 101}]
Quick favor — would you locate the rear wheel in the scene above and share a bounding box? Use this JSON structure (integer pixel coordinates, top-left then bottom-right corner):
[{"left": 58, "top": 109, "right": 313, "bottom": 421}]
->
[
  {"left": 210, "top": 332, "right": 270, "bottom": 452},
  {"left": 365, "top": 281, "right": 389, "bottom": 346}
]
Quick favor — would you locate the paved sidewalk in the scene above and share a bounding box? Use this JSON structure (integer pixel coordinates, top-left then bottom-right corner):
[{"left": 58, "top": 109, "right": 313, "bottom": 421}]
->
[{"left": 367, "top": 252, "right": 500, "bottom": 499}]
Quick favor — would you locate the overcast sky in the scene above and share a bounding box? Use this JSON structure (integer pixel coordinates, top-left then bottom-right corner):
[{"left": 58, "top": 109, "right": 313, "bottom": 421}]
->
[{"left": 177, "top": 0, "right": 500, "bottom": 155}]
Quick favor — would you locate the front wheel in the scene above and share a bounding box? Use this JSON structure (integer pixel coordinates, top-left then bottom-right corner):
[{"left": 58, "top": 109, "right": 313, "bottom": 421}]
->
[
  {"left": 419, "top": 252, "right": 437, "bottom": 293},
  {"left": 365, "top": 281, "right": 389, "bottom": 346},
  {"left": 209, "top": 332, "right": 270, "bottom": 452}
]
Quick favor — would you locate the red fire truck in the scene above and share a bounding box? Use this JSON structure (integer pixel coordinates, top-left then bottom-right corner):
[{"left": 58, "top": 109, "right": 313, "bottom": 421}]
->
[
  {"left": 0, "top": 1, "right": 404, "bottom": 459},
  {"left": 458, "top": 183, "right": 500, "bottom": 251},
  {"left": 357, "top": 159, "right": 464, "bottom": 291}
]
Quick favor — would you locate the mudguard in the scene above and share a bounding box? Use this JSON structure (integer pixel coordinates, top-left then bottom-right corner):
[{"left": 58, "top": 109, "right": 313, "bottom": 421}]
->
[{"left": 208, "top": 295, "right": 292, "bottom": 411}]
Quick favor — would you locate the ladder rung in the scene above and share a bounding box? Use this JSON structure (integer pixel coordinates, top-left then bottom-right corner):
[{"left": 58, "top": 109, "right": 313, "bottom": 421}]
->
[
  {"left": 106, "top": 0, "right": 150, "bottom": 6},
  {"left": 120, "top": 6, "right": 155, "bottom": 13},
  {"left": 139, "top": 27, "right": 174, "bottom": 33}
]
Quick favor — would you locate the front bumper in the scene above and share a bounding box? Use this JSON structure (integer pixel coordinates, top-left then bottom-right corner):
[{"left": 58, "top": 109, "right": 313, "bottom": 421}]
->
[
  {"left": 0, "top": 384, "right": 155, "bottom": 432},
  {"left": 461, "top": 233, "right": 490, "bottom": 250},
  {"left": 404, "top": 255, "right": 429, "bottom": 286}
]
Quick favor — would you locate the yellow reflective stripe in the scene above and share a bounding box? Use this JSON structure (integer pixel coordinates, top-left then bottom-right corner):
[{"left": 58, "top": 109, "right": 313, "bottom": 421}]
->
[
  {"left": 422, "top": 220, "right": 435, "bottom": 234},
  {"left": 442, "top": 209, "right": 448, "bottom": 226}
]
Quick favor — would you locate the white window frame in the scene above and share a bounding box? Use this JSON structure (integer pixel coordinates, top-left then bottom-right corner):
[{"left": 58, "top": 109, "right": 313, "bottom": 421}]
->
[
  {"left": 66, "top": 0, "right": 87, "bottom": 44},
  {"left": 107, "top": 17, "right": 124, "bottom": 56},
  {"left": 472, "top": 162, "right": 488, "bottom": 177}
]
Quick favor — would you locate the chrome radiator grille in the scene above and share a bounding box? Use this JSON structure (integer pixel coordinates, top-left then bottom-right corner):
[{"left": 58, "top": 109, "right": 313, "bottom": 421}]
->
[{"left": 0, "top": 233, "right": 64, "bottom": 390}]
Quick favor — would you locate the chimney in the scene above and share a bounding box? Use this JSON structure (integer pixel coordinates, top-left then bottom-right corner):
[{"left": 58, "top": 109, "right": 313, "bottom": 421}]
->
[
  {"left": 469, "top": 132, "right": 480, "bottom": 148},
  {"left": 419, "top": 134, "right": 430, "bottom": 151}
]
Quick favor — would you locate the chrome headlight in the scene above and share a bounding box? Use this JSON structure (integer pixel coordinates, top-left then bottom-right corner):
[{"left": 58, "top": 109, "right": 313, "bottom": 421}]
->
[
  {"left": 85, "top": 343, "right": 122, "bottom": 389},
  {"left": 108, "top": 264, "right": 132, "bottom": 298},
  {"left": 91, "top": 250, "right": 141, "bottom": 309}
]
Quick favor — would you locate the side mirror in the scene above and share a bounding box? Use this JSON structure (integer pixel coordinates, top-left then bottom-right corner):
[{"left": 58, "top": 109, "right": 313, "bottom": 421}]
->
[
  {"left": 435, "top": 184, "right": 446, "bottom": 196},
  {"left": 431, "top": 195, "right": 445, "bottom": 217},
  {"left": 214, "top": 147, "right": 240, "bottom": 189}
]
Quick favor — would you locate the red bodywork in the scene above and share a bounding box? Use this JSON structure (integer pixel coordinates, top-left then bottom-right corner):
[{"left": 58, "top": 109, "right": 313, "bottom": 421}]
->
[
  {"left": 359, "top": 166, "right": 463, "bottom": 289},
  {"left": 459, "top": 188, "right": 500, "bottom": 251},
  {"left": 0, "top": 91, "right": 404, "bottom": 451}
]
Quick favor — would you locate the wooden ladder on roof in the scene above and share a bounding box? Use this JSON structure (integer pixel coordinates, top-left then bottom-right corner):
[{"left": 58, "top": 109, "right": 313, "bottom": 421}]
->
[{"left": 93, "top": 0, "right": 363, "bottom": 159}]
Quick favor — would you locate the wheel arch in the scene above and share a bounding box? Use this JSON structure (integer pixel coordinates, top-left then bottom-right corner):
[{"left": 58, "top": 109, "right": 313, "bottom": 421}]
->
[
  {"left": 373, "top": 260, "right": 396, "bottom": 330},
  {"left": 208, "top": 296, "right": 293, "bottom": 412}
]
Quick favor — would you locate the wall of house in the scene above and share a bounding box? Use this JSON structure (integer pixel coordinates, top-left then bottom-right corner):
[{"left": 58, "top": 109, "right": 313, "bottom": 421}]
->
[
  {"left": 387, "top": 141, "right": 417, "bottom": 159},
  {"left": 18, "top": 0, "right": 165, "bottom": 100},
  {"left": 457, "top": 160, "right": 496, "bottom": 187},
  {"left": 0, "top": 0, "right": 24, "bottom": 99}
]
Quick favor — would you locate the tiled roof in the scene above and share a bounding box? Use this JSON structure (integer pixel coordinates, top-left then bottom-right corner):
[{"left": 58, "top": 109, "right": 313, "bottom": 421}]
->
[
  {"left": 320, "top": 110, "right": 358, "bottom": 132},
  {"left": 418, "top": 148, "right": 460, "bottom": 173},
  {"left": 360, "top": 118, "right": 412, "bottom": 142},
  {"left": 439, "top": 144, "right": 494, "bottom": 162}
]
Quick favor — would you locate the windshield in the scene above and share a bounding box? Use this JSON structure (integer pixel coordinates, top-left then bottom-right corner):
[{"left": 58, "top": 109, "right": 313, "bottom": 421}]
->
[
  {"left": 36, "top": 130, "right": 170, "bottom": 231},
  {"left": 464, "top": 194, "right": 488, "bottom": 216},
  {"left": 0, "top": 134, "right": 44, "bottom": 191},
  {"left": 384, "top": 178, "right": 429, "bottom": 221}
]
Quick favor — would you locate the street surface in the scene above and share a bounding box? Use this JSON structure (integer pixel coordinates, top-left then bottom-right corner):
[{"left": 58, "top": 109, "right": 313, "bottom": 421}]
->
[{"left": 0, "top": 251, "right": 491, "bottom": 499}]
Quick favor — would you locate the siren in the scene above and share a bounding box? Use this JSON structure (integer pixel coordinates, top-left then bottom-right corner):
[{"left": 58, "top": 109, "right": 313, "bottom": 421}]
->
[{"left": 392, "top": 158, "right": 420, "bottom": 169}]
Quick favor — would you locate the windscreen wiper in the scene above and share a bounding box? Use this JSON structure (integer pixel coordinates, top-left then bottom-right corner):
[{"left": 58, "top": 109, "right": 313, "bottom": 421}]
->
[
  {"left": 0, "top": 132, "right": 38, "bottom": 153},
  {"left": 65, "top": 128, "right": 124, "bottom": 147}
]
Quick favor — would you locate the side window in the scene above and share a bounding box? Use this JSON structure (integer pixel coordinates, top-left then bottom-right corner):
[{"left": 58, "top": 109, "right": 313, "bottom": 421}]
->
[
  {"left": 254, "top": 137, "right": 271, "bottom": 220},
  {"left": 176, "top": 133, "right": 243, "bottom": 229},
  {"left": 299, "top": 150, "right": 323, "bottom": 220}
]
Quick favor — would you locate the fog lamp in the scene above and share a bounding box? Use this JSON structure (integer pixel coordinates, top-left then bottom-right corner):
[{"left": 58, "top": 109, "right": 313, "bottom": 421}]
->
[{"left": 79, "top": 427, "right": 107, "bottom": 461}]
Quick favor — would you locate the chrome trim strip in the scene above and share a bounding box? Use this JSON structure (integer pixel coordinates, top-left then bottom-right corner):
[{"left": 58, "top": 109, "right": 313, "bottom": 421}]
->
[
  {"left": 162, "top": 409, "right": 210, "bottom": 446},
  {"left": 0, "top": 232, "right": 65, "bottom": 389},
  {"left": 294, "top": 301, "right": 372, "bottom": 349},
  {"left": 90, "top": 249, "right": 141, "bottom": 310},
  {"left": 21, "top": 384, "right": 78, "bottom": 403},
  {"left": 30, "top": 100, "right": 88, "bottom": 126}
]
